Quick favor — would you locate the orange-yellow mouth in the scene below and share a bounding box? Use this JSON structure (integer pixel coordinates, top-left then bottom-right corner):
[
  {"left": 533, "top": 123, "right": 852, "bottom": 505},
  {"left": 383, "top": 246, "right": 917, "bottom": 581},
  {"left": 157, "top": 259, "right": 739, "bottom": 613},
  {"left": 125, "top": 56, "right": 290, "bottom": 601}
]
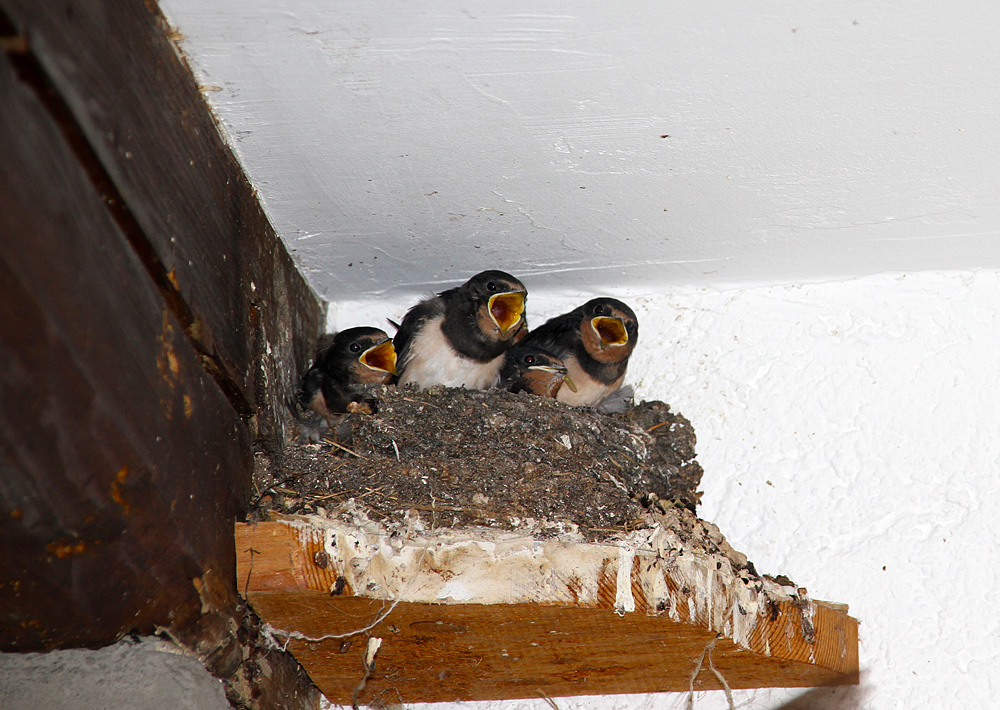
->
[
  {"left": 592, "top": 316, "right": 629, "bottom": 346},
  {"left": 360, "top": 339, "right": 397, "bottom": 375},
  {"left": 489, "top": 291, "right": 525, "bottom": 334}
]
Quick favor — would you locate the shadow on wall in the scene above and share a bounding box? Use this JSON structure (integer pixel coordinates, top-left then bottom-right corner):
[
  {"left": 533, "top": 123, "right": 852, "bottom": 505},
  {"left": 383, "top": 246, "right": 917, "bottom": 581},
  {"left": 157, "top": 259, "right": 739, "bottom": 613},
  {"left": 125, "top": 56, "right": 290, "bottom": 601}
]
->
[{"left": 772, "top": 672, "right": 868, "bottom": 710}]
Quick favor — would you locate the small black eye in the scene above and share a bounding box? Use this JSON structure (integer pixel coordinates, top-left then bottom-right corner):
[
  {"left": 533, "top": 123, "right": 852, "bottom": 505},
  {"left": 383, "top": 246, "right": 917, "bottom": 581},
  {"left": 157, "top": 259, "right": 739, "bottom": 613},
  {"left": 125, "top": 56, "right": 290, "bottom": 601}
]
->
[
  {"left": 594, "top": 304, "right": 607, "bottom": 315},
  {"left": 349, "top": 342, "right": 362, "bottom": 353},
  {"left": 486, "top": 281, "right": 498, "bottom": 292},
  {"left": 523, "top": 354, "right": 535, "bottom": 365}
]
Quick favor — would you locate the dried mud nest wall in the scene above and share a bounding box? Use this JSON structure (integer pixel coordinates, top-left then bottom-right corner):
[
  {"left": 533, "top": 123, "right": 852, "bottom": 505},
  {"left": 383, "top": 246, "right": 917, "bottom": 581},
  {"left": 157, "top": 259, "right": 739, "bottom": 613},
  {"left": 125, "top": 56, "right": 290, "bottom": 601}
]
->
[{"left": 252, "top": 385, "right": 704, "bottom": 539}]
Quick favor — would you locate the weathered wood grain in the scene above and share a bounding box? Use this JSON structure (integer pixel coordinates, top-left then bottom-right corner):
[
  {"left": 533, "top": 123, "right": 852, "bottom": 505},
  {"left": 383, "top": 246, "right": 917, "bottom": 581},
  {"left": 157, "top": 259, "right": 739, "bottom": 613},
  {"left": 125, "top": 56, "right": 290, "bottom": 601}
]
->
[
  {"left": 0, "top": 5, "right": 323, "bottom": 706},
  {"left": 1, "top": 0, "right": 322, "bottom": 447},
  {"left": 236, "top": 518, "right": 859, "bottom": 704},
  {"left": 0, "top": 47, "right": 251, "bottom": 650}
]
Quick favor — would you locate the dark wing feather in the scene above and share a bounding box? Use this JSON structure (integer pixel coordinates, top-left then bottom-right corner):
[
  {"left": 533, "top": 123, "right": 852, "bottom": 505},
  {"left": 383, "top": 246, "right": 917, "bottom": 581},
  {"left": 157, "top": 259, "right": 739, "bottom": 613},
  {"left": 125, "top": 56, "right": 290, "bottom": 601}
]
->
[
  {"left": 498, "top": 347, "right": 526, "bottom": 389},
  {"left": 299, "top": 364, "right": 325, "bottom": 408},
  {"left": 517, "top": 311, "right": 582, "bottom": 360},
  {"left": 393, "top": 294, "right": 447, "bottom": 372},
  {"left": 320, "top": 377, "right": 360, "bottom": 414}
]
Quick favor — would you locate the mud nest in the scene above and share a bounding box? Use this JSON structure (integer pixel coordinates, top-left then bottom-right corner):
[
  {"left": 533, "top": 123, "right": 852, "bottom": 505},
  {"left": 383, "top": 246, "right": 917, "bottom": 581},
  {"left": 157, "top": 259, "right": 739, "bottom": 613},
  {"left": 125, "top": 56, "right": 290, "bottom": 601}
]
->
[{"left": 251, "top": 385, "right": 704, "bottom": 539}]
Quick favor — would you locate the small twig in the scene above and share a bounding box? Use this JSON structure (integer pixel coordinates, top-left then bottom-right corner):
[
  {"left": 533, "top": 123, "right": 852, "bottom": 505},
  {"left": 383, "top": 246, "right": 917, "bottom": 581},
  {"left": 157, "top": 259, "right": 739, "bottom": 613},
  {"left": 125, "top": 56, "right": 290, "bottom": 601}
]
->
[
  {"left": 600, "top": 467, "right": 629, "bottom": 493},
  {"left": 686, "top": 635, "right": 735, "bottom": 710},
  {"left": 707, "top": 644, "right": 735, "bottom": 710},
  {"left": 352, "top": 637, "right": 383, "bottom": 710},
  {"left": 408, "top": 504, "right": 469, "bottom": 513},
  {"left": 269, "top": 548, "right": 429, "bottom": 648},
  {"left": 614, "top": 450, "right": 640, "bottom": 467},
  {"left": 275, "top": 592, "right": 401, "bottom": 648},
  {"left": 356, "top": 485, "right": 386, "bottom": 500},
  {"left": 391, "top": 439, "right": 401, "bottom": 461},
  {"left": 686, "top": 637, "right": 712, "bottom": 710},
  {"left": 401, "top": 396, "right": 440, "bottom": 409},
  {"left": 243, "top": 547, "right": 259, "bottom": 598},
  {"left": 324, "top": 439, "right": 369, "bottom": 459},
  {"left": 307, "top": 491, "right": 349, "bottom": 502},
  {"left": 646, "top": 421, "right": 671, "bottom": 434},
  {"left": 352, "top": 666, "right": 372, "bottom": 709},
  {"left": 537, "top": 689, "right": 561, "bottom": 709},
  {"left": 586, "top": 518, "right": 646, "bottom": 532}
]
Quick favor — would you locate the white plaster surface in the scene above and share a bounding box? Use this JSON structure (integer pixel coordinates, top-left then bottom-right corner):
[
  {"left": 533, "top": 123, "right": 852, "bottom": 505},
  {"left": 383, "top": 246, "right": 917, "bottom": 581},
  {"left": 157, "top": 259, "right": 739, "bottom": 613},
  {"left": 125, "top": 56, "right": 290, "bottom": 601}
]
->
[
  {"left": 323, "top": 268, "right": 1000, "bottom": 710},
  {"left": 0, "top": 638, "right": 230, "bottom": 710},
  {"left": 159, "top": 0, "right": 1000, "bottom": 301}
]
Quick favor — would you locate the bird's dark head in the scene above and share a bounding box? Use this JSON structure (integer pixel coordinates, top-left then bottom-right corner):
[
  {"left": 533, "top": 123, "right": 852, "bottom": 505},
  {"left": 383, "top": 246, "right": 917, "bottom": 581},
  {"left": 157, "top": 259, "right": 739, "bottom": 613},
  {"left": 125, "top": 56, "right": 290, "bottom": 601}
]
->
[
  {"left": 461, "top": 270, "right": 528, "bottom": 339},
  {"left": 331, "top": 326, "right": 397, "bottom": 382},
  {"left": 578, "top": 297, "right": 638, "bottom": 363},
  {"left": 502, "top": 346, "right": 577, "bottom": 398}
]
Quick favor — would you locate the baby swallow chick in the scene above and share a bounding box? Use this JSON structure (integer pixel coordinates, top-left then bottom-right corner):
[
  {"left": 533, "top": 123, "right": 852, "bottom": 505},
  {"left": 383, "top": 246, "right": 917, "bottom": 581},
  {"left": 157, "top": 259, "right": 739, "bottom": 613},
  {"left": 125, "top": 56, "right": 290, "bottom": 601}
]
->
[
  {"left": 394, "top": 270, "right": 527, "bottom": 390},
  {"left": 500, "top": 345, "right": 578, "bottom": 399},
  {"left": 300, "top": 326, "right": 397, "bottom": 420},
  {"left": 517, "top": 297, "right": 637, "bottom": 409}
]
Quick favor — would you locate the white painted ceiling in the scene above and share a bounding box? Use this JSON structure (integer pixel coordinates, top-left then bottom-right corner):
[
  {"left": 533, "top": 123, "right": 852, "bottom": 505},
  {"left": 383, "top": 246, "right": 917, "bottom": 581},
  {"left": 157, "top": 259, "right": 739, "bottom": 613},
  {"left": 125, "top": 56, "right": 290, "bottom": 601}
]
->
[{"left": 161, "top": 0, "right": 1000, "bottom": 302}]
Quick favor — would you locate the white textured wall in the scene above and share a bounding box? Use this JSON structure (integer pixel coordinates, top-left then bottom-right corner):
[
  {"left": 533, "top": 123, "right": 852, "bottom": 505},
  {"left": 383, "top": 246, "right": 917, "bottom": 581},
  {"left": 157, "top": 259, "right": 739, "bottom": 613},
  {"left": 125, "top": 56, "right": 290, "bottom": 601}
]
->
[
  {"left": 328, "top": 268, "right": 1000, "bottom": 709},
  {"left": 161, "top": 0, "right": 1000, "bottom": 300}
]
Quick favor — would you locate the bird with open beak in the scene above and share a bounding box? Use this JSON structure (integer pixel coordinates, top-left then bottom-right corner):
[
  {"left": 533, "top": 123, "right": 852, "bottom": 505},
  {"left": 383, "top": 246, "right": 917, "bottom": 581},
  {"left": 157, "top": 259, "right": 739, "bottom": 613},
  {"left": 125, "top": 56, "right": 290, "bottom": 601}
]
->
[
  {"left": 517, "top": 297, "right": 637, "bottom": 409},
  {"left": 500, "top": 345, "right": 577, "bottom": 399},
  {"left": 393, "top": 270, "right": 527, "bottom": 390},
  {"left": 300, "top": 326, "right": 397, "bottom": 420}
]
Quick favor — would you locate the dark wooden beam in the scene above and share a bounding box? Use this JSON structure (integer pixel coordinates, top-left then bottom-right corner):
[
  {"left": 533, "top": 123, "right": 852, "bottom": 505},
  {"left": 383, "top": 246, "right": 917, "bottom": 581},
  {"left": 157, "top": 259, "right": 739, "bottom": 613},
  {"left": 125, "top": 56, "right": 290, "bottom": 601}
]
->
[
  {"left": 0, "top": 40, "right": 251, "bottom": 651},
  {"left": 0, "top": 2, "right": 323, "bottom": 706},
  {"left": 0, "top": 0, "right": 323, "bottom": 449}
]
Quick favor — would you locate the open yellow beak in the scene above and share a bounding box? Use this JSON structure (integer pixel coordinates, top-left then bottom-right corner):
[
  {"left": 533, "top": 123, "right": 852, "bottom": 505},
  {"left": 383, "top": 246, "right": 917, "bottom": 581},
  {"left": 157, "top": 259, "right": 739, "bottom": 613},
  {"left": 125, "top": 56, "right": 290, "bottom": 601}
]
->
[
  {"left": 488, "top": 291, "right": 526, "bottom": 334},
  {"left": 592, "top": 316, "right": 629, "bottom": 346},
  {"left": 360, "top": 339, "right": 397, "bottom": 375}
]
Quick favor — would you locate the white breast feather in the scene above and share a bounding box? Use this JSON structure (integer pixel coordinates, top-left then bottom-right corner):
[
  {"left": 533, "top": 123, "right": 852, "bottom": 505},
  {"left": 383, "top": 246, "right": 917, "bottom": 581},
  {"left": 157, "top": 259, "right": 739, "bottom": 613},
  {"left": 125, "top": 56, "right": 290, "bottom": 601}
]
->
[
  {"left": 557, "top": 354, "right": 625, "bottom": 407},
  {"left": 398, "top": 320, "right": 504, "bottom": 389}
]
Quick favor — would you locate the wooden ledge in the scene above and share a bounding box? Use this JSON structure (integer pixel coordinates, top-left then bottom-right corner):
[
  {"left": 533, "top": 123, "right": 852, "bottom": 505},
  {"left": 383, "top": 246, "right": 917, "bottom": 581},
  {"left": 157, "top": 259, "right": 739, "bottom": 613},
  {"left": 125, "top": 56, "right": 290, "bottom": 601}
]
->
[{"left": 236, "top": 512, "right": 858, "bottom": 704}]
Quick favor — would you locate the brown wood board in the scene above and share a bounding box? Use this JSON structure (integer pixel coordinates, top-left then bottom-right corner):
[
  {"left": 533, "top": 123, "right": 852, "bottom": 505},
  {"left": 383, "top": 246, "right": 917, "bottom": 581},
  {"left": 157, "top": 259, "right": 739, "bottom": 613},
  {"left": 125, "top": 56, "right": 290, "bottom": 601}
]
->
[
  {"left": 0, "top": 0, "right": 322, "bottom": 446},
  {"left": 0, "top": 47, "right": 251, "bottom": 651},
  {"left": 0, "top": 12, "right": 325, "bottom": 705},
  {"left": 237, "top": 519, "right": 859, "bottom": 704}
]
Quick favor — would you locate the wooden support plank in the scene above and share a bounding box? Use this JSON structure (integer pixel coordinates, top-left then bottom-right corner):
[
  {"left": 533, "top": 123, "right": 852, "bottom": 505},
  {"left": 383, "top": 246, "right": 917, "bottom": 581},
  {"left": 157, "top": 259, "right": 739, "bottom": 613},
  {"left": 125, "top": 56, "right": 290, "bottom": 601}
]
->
[
  {"left": 0, "top": 0, "right": 322, "bottom": 446},
  {"left": 236, "top": 518, "right": 859, "bottom": 704},
  {"left": 249, "top": 593, "right": 850, "bottom": 704},
  {"left": 0, "top": 46, "right": 252, "bottom": 651}
]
